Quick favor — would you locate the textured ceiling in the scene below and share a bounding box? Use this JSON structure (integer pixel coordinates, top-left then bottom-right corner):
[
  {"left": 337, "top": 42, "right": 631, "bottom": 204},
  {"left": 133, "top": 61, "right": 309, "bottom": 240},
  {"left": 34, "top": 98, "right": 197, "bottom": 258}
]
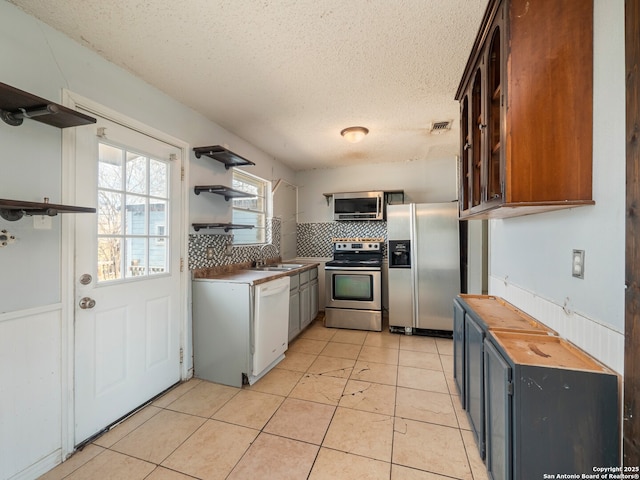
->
[{"left": 10, "top": 0, "right": 488, "bottom": 171}]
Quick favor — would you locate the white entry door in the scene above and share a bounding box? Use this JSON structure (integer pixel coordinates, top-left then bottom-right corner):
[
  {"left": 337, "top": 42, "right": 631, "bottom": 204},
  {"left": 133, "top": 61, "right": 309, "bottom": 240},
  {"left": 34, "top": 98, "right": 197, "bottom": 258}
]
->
[{"left": 73, "top": 111, "right": 183, "bottom": 444}]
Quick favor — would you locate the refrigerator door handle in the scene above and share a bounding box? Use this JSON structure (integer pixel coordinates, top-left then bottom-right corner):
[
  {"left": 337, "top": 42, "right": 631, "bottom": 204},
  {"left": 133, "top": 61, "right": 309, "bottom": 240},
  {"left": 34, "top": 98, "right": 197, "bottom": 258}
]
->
[{"left": 410, "top": 203, "right": 419, "bottom": 330}]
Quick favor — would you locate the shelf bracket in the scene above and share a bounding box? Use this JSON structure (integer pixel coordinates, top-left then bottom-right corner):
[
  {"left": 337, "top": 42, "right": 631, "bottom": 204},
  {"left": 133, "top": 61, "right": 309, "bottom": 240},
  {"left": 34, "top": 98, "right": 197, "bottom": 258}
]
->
[
  {"left": 0, "top": 82, "right": 97, "bottom": 128},
  {"left": 1, "top": 104, "right": 59, "bottom": 127},
  {"left": 0, "top": 209, "right": 24, "bottom": 221}
]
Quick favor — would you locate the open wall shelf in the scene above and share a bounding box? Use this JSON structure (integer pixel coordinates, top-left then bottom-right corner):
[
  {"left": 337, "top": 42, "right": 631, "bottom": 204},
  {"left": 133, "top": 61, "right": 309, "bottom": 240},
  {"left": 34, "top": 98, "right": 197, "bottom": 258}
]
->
[
  {"left": 0, "top": 198, "right": 96, "bottom": 221},
  {"left": 0, "top": 82, "right": 96, "bottom": 128},
  {"left": 193, "top": 185, "right": 255, "bottom": 201},
  {"left": 321, "top": 190, "right": 405, "bottom": 206},
  {"left": 193, "top": 146, "right": 255, "bottom": 169},
  {"left": 192, "top": 223, "right": 254, "bottom": 233}
]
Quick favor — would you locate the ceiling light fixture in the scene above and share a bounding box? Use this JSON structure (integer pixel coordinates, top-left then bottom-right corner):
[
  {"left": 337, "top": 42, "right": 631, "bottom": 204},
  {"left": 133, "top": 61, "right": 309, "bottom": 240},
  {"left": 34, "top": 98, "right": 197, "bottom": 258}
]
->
[{"left": 340, "top": 126, "right": 369, "bottom": 143}]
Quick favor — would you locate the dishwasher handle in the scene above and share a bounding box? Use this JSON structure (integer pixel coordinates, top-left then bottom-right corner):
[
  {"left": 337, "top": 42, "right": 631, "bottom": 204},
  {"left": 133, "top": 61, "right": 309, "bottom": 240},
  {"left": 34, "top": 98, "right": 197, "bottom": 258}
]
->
[{"left": 256, "top": 278, "right": 290, "bottom": 297}]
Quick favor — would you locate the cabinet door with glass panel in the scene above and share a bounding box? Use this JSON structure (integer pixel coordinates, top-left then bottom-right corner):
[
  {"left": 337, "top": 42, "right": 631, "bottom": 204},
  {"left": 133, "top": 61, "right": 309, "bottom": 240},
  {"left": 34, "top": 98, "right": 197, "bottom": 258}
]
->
[
  {"left": 483, "top": 8, "right": 504, "bottom": 210},
  {"left": 458, "top": 3, "right": 504, "bottom": 217},
  {"left": 457, "top": 0, "right": 593, "bottom": 220}
]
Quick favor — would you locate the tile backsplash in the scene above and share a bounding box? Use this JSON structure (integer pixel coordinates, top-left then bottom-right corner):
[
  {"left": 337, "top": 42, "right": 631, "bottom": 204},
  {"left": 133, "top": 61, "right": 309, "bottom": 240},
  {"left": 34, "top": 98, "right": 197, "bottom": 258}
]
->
[
  {"left": 296, "top": 221, "right": 388, "bottom": 258},
  {"left": 188, "top": 219, "right": 388, "bottom": 269},
  {"left": 188, "top": 218, "right": 281, "bottom": 270}
]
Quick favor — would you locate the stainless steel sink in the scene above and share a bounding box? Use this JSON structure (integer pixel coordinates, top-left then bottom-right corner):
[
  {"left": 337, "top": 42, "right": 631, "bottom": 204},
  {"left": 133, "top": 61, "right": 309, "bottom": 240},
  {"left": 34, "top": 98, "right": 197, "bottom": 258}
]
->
[
  {"left": 277, "top": 263, "right": 304, "bottom": 269},
  {"left": 252, "top": 263, "right": 304, "bottom": 271}
]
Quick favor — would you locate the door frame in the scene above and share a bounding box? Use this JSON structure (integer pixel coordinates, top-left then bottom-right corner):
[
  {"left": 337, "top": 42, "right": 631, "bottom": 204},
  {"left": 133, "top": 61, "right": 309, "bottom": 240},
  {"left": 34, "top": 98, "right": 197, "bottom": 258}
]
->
[
  {"left": 625, "top": 0, "right": 640, "bottom": 466},
  {"left": 60, "top": 90, "right": 190, "bottom": 458}
]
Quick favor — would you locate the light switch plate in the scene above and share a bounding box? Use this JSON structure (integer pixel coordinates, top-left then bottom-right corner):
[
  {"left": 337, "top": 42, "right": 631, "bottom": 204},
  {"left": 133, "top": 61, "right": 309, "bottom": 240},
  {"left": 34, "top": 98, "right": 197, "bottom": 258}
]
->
[
  {"left": 33, "top": 215, "right": 52, "bottom": 230},
  {"left": 572, "top": 249, "right": 585, "bottom": 279}
]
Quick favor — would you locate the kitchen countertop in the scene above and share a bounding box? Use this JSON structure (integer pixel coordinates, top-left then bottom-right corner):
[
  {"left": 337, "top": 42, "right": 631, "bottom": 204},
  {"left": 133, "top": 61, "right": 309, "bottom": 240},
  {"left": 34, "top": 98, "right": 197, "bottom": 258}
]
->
[{"left": 192, "top": 260, "right": 320, "bottom": 285}]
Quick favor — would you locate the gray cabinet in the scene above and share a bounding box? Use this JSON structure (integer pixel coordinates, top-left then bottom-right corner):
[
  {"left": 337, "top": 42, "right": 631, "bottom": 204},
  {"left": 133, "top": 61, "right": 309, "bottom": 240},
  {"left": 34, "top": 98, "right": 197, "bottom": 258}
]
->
[
  {"left": 192, "top": 276, "right": 290, "bottom": 388},
  {"left": 310, "top": 272, "right": 319, "bottom": 321},
  {"left": 192, "top": 280, "right": 251, "bottom": 388},
  {"left": 453, "top": 295, "right": 619, "bottom": 480},
  {"left": 483, "top": 339, "right": 511, "bottom": 480},
  {"left": 465, "top": 312, "right": 485, "bottom": 458},
  {"left": 299, "top": 270, "right": 311, "bottom": 330},
  {"left": 484, "top": 331, "right": 619, "bottom": 480},
  {"left": 288, "top": 274, "right": 301, "bottom": 342},
  {"left": 454, "top": 294, "right": 557, "bottom": 459},
  {"left": 287, "top": 266, "right": 319, "bottom": 341},
  {"left": 452, "top": 298, "right": 466, "bottom": 403}
]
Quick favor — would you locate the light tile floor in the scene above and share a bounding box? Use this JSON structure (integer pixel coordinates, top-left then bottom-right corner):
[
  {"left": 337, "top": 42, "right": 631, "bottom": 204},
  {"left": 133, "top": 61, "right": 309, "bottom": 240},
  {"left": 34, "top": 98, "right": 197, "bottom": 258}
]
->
[{"left": 40, "top": 317, "right": 488, "bottom": 480}]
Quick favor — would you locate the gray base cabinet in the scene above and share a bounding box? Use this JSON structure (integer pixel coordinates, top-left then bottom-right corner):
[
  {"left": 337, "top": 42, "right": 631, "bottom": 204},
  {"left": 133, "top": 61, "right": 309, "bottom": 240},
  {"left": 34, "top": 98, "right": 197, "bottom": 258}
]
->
[
  {"left": 454, "top": 295, "right": 557, "bottom": 460},
  {"left": 465, "top": 312, "right": 486, "bottom": 459},
  {"left": 288, "top": 275, "right": 300, "bottom": 341},
  {"left": 310, "top": 276, "right": 319, "bottom": 320},
  {"left": 484, "top": 331, "right": 619, "bottom": 480},
  {"left": 453, "top": 298, "right": 465, "bottom": 404},
  {"left": 483, "top": 339, "right": 511, "bottom": 480},
  {"left": 453, "top": 295, "right": 619, "bottom": 480},
  {"left": 299, "top": 270, "right": 311, "bottom": 330},
  {"left": 288, "top": 267, "right": 319, "bottom": 341},
  {"left": 192, "top": 281, "right": 251, "bottom": 388}
]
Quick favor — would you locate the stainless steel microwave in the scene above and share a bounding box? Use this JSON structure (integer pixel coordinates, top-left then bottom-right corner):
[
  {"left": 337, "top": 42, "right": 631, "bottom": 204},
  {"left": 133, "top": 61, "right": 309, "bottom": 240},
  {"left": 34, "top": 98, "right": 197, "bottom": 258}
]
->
[{"left": 333, "top": 191, "right": 384, "bottom": 221}]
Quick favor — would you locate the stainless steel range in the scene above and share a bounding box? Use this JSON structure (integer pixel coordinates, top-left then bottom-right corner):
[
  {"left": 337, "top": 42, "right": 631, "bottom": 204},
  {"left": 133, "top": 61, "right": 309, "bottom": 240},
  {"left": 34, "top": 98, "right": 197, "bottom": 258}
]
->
[{"left": 324, "top": 239, "right": 383, "bottom": 332}]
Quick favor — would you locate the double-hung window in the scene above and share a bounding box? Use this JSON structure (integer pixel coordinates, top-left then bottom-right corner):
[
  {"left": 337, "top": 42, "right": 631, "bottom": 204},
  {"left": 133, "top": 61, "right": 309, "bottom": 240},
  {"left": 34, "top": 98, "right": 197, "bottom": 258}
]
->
[{"left": 232, "top": 169, "right": 269, "bottom": 244}]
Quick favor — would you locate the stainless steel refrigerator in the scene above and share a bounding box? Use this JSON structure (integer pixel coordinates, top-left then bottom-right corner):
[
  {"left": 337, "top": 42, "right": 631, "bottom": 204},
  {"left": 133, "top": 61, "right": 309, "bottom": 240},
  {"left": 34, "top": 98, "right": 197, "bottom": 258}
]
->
[{"left": 387, "top": 202, "right": 460, "bottom": 333}]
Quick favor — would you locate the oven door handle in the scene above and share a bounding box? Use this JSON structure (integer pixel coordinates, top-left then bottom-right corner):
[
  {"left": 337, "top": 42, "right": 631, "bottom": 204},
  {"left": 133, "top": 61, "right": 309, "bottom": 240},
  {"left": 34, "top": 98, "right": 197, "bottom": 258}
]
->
[{"left": 325, "top": 266, "right": 381, "bottom": 271}]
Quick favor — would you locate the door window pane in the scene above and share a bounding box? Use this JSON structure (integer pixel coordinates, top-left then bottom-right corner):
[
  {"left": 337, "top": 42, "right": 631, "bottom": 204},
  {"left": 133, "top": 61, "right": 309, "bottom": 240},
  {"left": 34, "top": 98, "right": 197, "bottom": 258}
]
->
[
  {"left": 98, "top": 191, "right": 123, "bottom": 236},
  {"left": 149, "top": 238, "right": 168, "bottom": 275},
  {"left": 98, "top": 237, "right": 122, "bottom": 281},
  {"left": 97, "top": 141, "right": 171, "bottom": 283},
  {"left": 126, "top": 152, "right": 147, "bottom": 194},
  {"left": 98, "top": 144, "right": 123, "bottom": 190},
  {"left": 126, "top": 238, "right": 147, "bottom": 277},
  {"left": 149, "top": 159, "right": 168, "bottom": 197},
  {"left": 126, "top": 195, "right": 147, "bottom": 235}
]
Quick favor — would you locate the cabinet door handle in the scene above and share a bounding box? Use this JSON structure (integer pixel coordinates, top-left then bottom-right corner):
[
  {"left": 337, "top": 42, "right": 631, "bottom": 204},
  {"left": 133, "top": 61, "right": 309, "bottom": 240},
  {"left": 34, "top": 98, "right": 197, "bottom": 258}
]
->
[
  {"left": 463, "top": 142, "right": 471, "bottom": 151},
  {"left": 478, "top": 124, "right": 487, "bottom": 130}
]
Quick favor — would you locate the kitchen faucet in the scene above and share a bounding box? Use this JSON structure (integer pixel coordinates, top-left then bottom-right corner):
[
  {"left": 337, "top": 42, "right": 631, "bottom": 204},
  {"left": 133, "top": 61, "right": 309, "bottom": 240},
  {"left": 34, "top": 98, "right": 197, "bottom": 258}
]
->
[{"left": 256, "top": 243, "right": 275, "bottom": 267}]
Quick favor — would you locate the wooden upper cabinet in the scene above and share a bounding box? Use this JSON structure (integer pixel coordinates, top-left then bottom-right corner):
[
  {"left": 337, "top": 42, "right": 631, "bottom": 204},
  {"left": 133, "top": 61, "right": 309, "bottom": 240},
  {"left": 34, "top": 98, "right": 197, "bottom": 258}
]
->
[{"left": 456, "top": 0, "right": 594, "bottom": 220}]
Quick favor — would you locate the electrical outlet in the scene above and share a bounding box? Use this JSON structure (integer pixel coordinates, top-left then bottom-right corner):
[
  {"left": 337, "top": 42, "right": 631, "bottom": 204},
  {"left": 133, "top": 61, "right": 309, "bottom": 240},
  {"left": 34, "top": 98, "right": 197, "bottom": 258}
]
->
[
  {"left": 572, "top": 250, "right": 585, "bottom": 279},
  {"left": 206, "top": 247, "right": 215, "bottom": 260}
]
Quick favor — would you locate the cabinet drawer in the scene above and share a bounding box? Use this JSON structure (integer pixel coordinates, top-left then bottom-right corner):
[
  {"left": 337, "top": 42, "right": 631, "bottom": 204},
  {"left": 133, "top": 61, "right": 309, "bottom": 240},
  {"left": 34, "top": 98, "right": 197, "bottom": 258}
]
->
[
  {"left": 289, "top": 273, "right": 299, "bottom": 290},
  {"left": 300, "top": 270, "right": 310, "bottom": 285},
  {"left": 309, "top": 267, "right": 318, "bottom": 281}
]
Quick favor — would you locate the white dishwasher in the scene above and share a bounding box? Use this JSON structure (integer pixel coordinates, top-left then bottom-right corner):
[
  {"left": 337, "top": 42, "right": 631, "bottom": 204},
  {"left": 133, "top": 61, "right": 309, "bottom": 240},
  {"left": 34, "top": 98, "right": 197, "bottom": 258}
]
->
[
  {"left": 251, "top": 276, "right": 290, "bottom": 382},
  {"left": 192, "top": 275, "right": 290, "bottom": 387}
]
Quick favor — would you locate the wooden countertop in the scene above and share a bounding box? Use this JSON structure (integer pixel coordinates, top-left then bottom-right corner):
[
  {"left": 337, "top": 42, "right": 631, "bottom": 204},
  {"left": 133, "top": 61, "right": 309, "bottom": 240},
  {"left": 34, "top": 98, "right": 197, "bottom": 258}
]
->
[
  {"left": 192, "top": 261, "right": 319, "bottom": 286},
  {"left": 489, "top": 330, "right": 614, "bottom": 373},
  {"left": 457, "top": 294, "right": 557, "bottom": 335}
]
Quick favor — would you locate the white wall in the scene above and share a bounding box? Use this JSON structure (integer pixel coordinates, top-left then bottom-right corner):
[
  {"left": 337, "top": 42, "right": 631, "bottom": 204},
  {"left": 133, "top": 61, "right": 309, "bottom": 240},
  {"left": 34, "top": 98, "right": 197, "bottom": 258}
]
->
[
  {"left": 295, "top": 156, "right": 457, "bottom": 223},
  {"left": 0, "top": 2, "right": 294, "bottom": 479},
  {"left": 489, "top": 0, "right": 625, "bottom": 374}
]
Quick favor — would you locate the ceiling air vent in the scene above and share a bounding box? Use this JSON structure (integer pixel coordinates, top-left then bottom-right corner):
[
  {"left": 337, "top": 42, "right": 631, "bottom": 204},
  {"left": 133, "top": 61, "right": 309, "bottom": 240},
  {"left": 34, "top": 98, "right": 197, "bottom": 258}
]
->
[{"left": 429, "top": 121, "right": 452, "bottom": 134}]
